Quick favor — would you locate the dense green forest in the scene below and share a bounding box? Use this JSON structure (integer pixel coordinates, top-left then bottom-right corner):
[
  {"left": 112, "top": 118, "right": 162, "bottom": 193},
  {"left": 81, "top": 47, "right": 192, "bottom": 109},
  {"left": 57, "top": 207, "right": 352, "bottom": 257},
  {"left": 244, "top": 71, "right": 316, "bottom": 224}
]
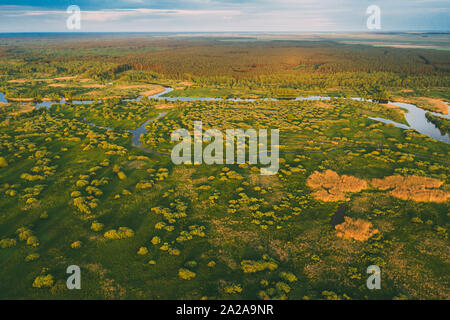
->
[{"left": 1, "top": 36, "right": 449, "bottom": 101}]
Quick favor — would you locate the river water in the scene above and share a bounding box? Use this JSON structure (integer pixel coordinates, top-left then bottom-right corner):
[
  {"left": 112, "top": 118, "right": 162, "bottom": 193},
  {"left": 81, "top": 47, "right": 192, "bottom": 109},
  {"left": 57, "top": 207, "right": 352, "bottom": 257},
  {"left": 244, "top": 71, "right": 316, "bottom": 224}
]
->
[
  {"left": 147, "top": 88, "right": 450, "bottom": 143},
  {"left": 371, "top": 101, "right": 449, "bottom": 143},
  {"left": 129, "top": 112, "right": 168, "bottom": 148},
  {"left": 0, "top": 92, "right": 8, "bottom": 103},
  {"left": 1, "top": 88, "right": 449, "bottom": 144}
]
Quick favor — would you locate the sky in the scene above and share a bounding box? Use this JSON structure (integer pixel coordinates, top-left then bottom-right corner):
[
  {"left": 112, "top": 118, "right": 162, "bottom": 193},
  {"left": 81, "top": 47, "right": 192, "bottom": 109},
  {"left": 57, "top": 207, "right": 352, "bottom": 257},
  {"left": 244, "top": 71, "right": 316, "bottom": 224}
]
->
[{"left": 0, "top": 0, "right": 448, "bottom": 33}]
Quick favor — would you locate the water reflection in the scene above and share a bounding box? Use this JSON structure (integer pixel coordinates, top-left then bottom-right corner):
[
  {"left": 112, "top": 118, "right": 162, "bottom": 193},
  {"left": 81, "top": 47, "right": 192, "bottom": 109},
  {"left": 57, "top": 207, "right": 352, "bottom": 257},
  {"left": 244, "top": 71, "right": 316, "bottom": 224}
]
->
[{"left": 1, "top": 88, "right": 448, "bottom": 144}]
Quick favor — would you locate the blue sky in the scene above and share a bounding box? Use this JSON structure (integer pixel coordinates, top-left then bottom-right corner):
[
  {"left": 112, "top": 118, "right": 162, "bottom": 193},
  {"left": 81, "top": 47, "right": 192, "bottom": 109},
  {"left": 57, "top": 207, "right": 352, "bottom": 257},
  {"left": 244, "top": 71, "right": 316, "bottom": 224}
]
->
[{"left": 0, "top": 0, "right": 448, "bottom": 32}]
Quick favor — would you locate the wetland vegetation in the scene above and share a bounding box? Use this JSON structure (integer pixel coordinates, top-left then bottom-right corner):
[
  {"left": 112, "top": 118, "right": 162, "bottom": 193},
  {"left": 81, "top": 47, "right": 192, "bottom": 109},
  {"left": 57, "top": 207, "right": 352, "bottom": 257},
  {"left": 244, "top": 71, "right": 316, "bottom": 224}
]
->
[{"left": 0, "top": 34, "right": 448, "bottom": 300}]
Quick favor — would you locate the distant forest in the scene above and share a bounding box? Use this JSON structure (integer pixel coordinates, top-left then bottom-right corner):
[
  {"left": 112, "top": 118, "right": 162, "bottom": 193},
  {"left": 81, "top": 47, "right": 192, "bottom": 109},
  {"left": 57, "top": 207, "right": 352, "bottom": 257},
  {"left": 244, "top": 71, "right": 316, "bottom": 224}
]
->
[{"left": 1, "top": 36, "right": 449, "bottom": 100}]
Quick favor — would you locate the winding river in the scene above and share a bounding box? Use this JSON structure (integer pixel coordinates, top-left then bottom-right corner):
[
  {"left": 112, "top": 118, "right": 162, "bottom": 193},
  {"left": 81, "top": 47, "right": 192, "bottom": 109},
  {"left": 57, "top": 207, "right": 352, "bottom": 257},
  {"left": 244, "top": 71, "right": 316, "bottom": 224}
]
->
[
  {"left": 134, "top": 87, "right": 450, "bottom": 144},
  {"left": 129, "top": 112, "right": 168, "bottom": 151},
  {"left": 1, "top": 87, "right": 449, "bottom": 144}
]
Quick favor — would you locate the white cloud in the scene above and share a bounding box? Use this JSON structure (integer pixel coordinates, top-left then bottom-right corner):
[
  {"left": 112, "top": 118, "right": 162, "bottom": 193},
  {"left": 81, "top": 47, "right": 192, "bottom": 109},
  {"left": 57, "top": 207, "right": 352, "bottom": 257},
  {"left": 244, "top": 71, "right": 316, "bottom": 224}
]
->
[
  {"left": 0, "top": 2, "right": 448, "bottom": 32},
  {"left": 2, "top": 7, "right": 242, "bottom": 22}
]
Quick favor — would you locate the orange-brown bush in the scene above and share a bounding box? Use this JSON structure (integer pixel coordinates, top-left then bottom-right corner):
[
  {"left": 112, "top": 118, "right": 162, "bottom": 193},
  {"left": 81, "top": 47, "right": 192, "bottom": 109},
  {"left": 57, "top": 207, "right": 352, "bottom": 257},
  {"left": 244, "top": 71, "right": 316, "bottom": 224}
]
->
[
  {"left": 371, "top": 175, "right": 449, "bottom": 203},
  {"left": 307, "top": 170, "right": 368, "bottom": 201},
  {"left": 335, "top": 217, "right": 379, "bottom": 241}
]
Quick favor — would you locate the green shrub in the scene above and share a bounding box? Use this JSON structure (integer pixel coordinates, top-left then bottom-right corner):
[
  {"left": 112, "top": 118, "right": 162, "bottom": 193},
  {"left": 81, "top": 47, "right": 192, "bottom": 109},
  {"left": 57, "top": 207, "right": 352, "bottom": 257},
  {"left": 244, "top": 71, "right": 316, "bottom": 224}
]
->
[
  {"left": 280, "top": 272, "right": 298, "bottom": 282},
  {"left": 33, "top": 275, "right": 54, "bottom": 288},
  {"left": 178, "top": 268, "right": 196, "bottom": 280},
  {"left": 224, "top": 284, "right": 243, "bottom": 294},
  {"left": 91, "top": 221, "right": 104, "bottom": 232},
  {"left": 25, "top": 253, "right": 40, "bottom": 262},
  {"left": 27, "top": 236, "right": 40, "bottom": 247},
  {"left": 0, "top": 157, "right": 8, "bottom": 168},
  {"left": 241, "top": 260, "right": 278, "bottom": 273},
  {"left": 0, "top": 238, "right": 16, "bottom": 248},
  {"left": 104, "top": 227, "right": 134, "bottom": 239},
  {"left": 137, "top": 247, "right": 148, "bottom": 255}
]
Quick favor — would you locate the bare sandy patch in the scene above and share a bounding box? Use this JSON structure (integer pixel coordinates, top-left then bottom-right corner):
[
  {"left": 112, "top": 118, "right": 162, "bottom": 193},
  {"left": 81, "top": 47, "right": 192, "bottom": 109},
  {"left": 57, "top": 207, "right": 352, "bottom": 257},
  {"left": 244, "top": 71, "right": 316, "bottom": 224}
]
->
[
  {"left": 155, "top": 104, "right": 175, "bottom": 109},
  {"left": 382, "top": 103, "right": 404, "bottom": 111},
  {"left": 422, "top": 97, "right": 449, "bottom": 115},
  {"left": 307, "top": 170, "right": 368, "bottom": 201},
  {"left": 101, "top": 96, "right": 121, "bottom": 100},
  {"left": 115, "top": 84, "right": 150, "bottom": 90},
  {"left": 48, "top": 83, "right": 68, "bottom": 87},
  {"left": 83, "top": 84, "right": 105, "bottom": 88},
  {"left": 8, "top": 76, "right": 75, "bottom": 84},
  {"left": 9, "top": 78, "right": 52, "bottom": 84},
  {"left": 307, "top": 170, "right": 449, "bottom": 203},
  {"left": 316, "top": 102, "right": 334, "bottom": 109},
  {"left": 9, "top": 103, "right": 34, "bottom": 115},
  {"left": 84, "top": 90, "right": 121, "bottom": 99},
  {"left": 54, "top": 76, "right": 76, "bottom": 81},
  {"left": 371, "top": 175, "right": 449, "bottom": 203},
  {"left": 140, "top": 86, "right": 166, "bottom": 96},
  {"left": 394, "top": 97, "right": 448, "bottom": 115},
  {"left": 8, "top": 79, "right": 27, "bottom": 84},
  {"left": 7, "top": 97, "right": 34, "bottom": 102},
  {"left": 335, "top": 217, "right": 378, "bottom": 241}
]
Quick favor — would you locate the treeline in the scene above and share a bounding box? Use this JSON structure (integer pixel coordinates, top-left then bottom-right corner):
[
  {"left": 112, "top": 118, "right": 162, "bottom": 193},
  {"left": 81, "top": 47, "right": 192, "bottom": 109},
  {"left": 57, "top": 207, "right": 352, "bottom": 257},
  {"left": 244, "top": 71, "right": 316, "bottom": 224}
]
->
[
  {"left": 0, "top": 60, "right": 131, "bottom": 82},
  {"left": 118, "top": 41, "right": 450, "bottom": 77},
  {"left": 1, "top": 37, "right": 449, "bottom": 94}
]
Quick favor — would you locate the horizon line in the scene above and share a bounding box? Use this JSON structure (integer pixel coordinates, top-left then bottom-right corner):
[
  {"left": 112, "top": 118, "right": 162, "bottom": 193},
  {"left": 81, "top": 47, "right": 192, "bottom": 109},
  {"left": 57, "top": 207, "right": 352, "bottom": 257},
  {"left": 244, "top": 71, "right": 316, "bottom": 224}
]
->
[{"left": 0, "top": 31, "right": 449, "bottom": 34}]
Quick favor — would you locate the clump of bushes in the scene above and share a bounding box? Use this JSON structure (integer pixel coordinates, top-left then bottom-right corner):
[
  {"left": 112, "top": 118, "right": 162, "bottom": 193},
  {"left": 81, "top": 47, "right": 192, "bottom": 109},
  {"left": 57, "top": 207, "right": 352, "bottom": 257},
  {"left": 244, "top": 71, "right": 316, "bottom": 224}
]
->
[
  {"left": 33, "top": 274, "right": 54, "bottom": 288},
  {"left": 104, "top": 227, "right": 134, "bottom": 239},
  {"left": 0, "top": 156, "right": 8, "bottom": 167},
  {"left": 224, "top": 284, "right": 243, "bottom": 294},
  {"left": 16, "top": 227, "right": 39, "bottom": 247},
  {"left": 0, "top": 238, "right": 16, "bottom": 248},
  {"left": 241, "top": 260, "right": 278, "bottom": 273},
  {"left": 117, "top": 171, "right": 127, "bottom": 180},
  {"left": 207, "top": 261, "right": 216, "bottom": 268},
  {"left": 280, "top": 272, "right": 298, "bottom": 282},
  {"left": 91, "top": 221, "right": 104, "bottom": 232},
  {"left": 71, "top": 241, "right": 82, "bottom": 249},
  {"left": 276, "top": 282, "right": 291, "bottom": 294},
  {"left": 27, "top": 236, "right": 40, "bottom": 247},
  {"left": 25, "top": 253, "right": 40, "bottom": 262},
  {"left": 178, "top": 268, "right": 196, "bottom": 280},
  {"left": 151, "top": 236, "right": 161, "bottom": 245},
  {"left": 137, "top": 247, "right": 148, "bottom": 255}
]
